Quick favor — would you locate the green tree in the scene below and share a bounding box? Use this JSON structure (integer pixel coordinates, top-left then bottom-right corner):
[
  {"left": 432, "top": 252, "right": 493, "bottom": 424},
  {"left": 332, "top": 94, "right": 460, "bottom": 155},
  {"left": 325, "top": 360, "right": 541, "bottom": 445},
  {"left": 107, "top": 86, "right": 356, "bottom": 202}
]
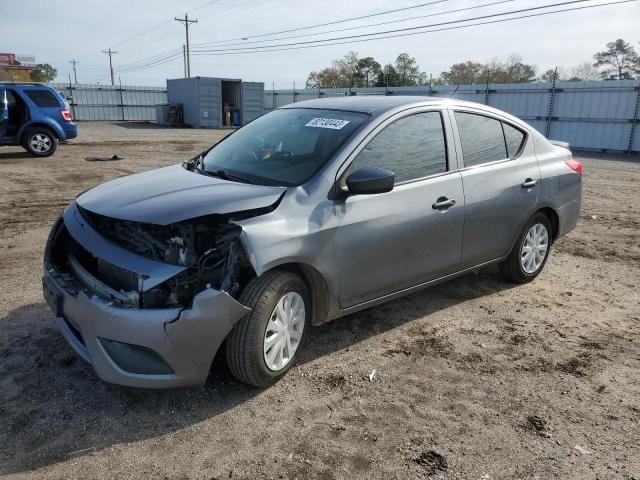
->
[
  {"left": 440, "top": 61, "right": 484, "bottom": 85},
  {"left": 593, "top": 39, "right": 639, "bottom": 80},
  {"left": 305, "top": 67, "right": 342, "bottom": 88},
  {"left": 502, "top": 54, "right": 537, "bottom": 83},
  {"left": 30, "top": 63, "right": 57, "bottom": 83},
  {"left": 394, "top": 53, "right": 419, "bottom": 86},
  {"left": 376, "top": 64, "right": 399, "bottom": 87},
  {"left": 335, "top": 51, "right": 360, "bottom": 88},
  {"left": 539, "top": 69, "right": 558, "bottom": 83},
  {"left": 356, "top": 57, "right": 382, "bottom": 87}
]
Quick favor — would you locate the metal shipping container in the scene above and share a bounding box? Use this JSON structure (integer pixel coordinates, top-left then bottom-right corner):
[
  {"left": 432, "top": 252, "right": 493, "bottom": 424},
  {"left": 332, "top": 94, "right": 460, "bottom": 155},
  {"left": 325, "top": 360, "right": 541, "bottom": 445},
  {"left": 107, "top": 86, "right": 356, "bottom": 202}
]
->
[{"left": 166, "top": 77, "right": 264, "bottom": 128}]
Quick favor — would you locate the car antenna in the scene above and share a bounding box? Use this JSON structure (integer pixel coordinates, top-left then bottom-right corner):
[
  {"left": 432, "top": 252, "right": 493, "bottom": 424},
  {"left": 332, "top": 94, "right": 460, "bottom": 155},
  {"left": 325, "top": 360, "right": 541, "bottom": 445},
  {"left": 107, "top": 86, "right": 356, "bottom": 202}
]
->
[{"left": 448, "top": 85, "right": 460, "bottom": 98}]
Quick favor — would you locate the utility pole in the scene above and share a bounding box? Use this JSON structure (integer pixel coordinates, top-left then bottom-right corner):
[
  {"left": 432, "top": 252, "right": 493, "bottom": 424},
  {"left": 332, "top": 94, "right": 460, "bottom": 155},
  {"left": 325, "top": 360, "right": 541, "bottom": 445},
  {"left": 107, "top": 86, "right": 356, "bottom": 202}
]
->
[
  {"left": 102, "top": 48, "right": 118, "bottom": 86},
  {"left": 182, "top": 44, "right": 187, "bottom": 78},
  {"left": 174, "top": 13, "right": 197, "bottom": 78},
  {"left": 69, "top": 59, "right": 79, "bottom": 84}
]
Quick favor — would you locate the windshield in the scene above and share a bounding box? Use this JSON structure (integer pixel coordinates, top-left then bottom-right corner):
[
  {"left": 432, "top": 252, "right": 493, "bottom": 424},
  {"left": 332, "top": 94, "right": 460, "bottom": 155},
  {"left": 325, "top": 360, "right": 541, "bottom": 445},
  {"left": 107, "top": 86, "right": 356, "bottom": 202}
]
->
[{"left": 201, "top": 108, "right": 369, "bottom": 186}]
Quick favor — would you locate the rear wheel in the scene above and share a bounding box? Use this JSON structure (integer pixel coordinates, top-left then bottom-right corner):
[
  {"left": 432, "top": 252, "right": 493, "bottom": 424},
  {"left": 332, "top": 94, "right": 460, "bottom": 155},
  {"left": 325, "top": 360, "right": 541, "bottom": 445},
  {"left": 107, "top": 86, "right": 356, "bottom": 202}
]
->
[
  {"left": 225, "top": 270, "right": 309, "bottom": 387},
  {"left": 499, "top": 212, "right": 552, "bottom": 283},
  {"left": 23, "top": 128, "right": 58, "bottom": 157}
]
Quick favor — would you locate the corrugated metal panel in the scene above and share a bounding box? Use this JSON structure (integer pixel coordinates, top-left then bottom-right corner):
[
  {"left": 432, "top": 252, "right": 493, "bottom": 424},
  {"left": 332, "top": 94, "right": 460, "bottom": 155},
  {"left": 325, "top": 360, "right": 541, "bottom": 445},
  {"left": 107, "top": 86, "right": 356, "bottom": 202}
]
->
[
  {"left": 50, "top": 82, "right": 167, "bottom": 122},
  {"left": 265, "top": 80, "right": 640, "bottom": 152},
  {"left": 242, "top": 82, "right": 264, "bottom": 124},
  {"left": 199, "top": 77, "right": 221, "bottom": 128}
]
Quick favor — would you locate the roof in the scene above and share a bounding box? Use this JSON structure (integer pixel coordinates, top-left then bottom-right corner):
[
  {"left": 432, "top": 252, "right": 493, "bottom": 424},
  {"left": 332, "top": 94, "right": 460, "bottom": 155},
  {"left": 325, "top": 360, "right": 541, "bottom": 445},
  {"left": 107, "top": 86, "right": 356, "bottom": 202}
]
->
[
  {"left": 0, "top": 82, "right": 46, "bottom": 88},
  {"left": 281, "top": 95, "right": 451, "bottom": 114}
]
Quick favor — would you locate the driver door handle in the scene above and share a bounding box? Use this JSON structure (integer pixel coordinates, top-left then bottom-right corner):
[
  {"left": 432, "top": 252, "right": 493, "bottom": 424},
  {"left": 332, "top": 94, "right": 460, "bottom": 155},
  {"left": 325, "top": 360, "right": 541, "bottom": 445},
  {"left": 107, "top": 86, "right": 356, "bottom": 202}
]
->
[
  {"left": 432, "top": 197, "right": 456, "bottom": 210},
  {"left": 521, "top": 178, "right": 537, "bottom": 188}
]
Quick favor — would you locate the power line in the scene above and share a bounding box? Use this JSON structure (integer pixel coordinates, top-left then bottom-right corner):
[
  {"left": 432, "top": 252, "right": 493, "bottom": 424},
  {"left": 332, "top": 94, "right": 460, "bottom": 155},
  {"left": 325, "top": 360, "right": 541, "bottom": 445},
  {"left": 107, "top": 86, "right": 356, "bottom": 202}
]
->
[
  {"left": 117, "top": 47, "right": 183, "bottom": 70},
  {"left": 121, "top": 0, "right": 511, "bottom": 73},
  {"left": 116, "top": 1, "right": 271, "bottom": 75},
  {"left": 191, "top": 0, "right": 623, "bottom": 53},
  {"left": 113, "top": 0, "right": 635, "bottom": 76},
  {"left": 74, "top": 0, "right": 221, "bottom": 62},
  {"left": 194, "top": 0, "right": 450, "bottom": 46},
  {"left": 189, "top": 0, "right": 637, "bottom": 56},
  {"left": 191, "top": 0, "right": 517, "bottom": 49},
  {"left": 117, "top": 51, "right": 184, "bottom": 74}
]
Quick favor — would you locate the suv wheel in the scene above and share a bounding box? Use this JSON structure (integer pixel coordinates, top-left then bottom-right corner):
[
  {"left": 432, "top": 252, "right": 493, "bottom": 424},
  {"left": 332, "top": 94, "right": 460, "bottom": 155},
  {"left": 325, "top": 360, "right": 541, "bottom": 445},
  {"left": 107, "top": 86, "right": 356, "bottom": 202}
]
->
[
  {"left": 499, "top": 212, "right": 552, "bottom": 283},
  {"left": 24, "top": 128, "right": 58, "bottom": 157},
  {"left": 225, "top": 270, "right": 309, "bottom": 387}
]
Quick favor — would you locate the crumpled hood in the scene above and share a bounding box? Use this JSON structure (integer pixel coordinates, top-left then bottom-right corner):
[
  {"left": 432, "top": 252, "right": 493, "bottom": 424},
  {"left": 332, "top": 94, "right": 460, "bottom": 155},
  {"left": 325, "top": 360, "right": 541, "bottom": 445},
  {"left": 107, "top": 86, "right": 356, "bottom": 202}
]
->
[{"left": 76, "top": 164, "right": 286, "bottom": 225}]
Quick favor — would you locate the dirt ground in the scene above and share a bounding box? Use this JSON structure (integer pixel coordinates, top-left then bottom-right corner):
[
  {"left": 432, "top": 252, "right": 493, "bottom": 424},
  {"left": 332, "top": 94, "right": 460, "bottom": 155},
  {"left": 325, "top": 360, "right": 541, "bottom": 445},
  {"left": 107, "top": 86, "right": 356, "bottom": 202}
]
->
[{"left": 0, "top": 122, "right": 639, "bottom": 480}]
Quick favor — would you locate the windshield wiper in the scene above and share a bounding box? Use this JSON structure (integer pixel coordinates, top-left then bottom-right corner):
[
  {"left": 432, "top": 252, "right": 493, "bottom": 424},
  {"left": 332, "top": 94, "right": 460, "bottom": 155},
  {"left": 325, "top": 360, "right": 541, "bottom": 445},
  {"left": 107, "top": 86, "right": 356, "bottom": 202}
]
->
[{"left": 206, "top": 169, "right": 253, "bottom": 184}]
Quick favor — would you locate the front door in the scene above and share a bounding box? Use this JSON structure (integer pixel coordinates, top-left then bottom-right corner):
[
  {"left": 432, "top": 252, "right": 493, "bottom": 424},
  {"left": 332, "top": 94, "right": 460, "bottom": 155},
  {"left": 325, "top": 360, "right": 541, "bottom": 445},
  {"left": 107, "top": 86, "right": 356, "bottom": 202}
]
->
[
  {"left": 452, "top": 110, "right": 540, "bottom": 268},
  {"left": 0, "top": 89, "right": 7, "bottom": 140},
  {"left": 336, "top": 109, "right": 465, "bottom": 308}
]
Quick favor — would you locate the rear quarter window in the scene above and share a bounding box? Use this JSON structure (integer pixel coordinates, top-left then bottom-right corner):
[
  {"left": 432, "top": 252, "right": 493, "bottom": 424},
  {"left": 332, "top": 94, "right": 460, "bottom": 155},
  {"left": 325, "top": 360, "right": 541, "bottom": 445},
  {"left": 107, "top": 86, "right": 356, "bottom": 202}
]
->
[
  {"left": 503, "top": 122, "right": 526, "bottom": 157},
  {"left": 24, "top": 90, "right": 61, "bottom": 107}
]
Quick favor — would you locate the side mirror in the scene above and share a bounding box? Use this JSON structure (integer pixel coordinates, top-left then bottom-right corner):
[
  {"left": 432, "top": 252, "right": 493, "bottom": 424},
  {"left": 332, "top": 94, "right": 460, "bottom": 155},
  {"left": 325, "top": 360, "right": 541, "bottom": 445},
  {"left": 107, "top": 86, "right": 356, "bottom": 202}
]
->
[{"left": 345, "top": 166, "right": 395, "bottom": 195}]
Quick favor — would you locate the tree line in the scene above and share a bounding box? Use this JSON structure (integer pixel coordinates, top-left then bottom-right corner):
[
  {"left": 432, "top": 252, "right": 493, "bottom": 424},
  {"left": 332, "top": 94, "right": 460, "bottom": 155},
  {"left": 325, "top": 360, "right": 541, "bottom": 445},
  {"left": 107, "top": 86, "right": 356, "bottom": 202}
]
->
[{"left": 305, "top": 39, "right": 640, "bottom": 88}]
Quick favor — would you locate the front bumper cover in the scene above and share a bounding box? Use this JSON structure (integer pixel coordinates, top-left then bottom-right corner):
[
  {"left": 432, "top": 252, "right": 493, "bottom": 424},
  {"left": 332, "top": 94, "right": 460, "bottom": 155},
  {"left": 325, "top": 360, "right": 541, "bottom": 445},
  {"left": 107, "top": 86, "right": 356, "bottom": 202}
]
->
[{"left": 43, "top": 203, "right": 250, "bottom": 389}]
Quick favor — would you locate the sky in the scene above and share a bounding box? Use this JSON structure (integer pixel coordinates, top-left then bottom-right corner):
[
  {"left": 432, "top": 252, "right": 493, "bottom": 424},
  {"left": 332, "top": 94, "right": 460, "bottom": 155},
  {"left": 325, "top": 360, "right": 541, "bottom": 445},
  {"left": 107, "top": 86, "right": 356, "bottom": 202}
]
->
[{"left": 4, "top": 0, "right": 639, "bottom": 87}]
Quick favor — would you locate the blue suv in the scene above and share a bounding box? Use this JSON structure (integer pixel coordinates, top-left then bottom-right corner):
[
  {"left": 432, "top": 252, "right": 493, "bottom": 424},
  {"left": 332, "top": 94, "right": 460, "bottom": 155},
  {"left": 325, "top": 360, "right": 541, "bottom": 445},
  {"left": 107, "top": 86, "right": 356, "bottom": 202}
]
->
[{"left": 1, "top": 83, "right": 77, "bottom": 157}]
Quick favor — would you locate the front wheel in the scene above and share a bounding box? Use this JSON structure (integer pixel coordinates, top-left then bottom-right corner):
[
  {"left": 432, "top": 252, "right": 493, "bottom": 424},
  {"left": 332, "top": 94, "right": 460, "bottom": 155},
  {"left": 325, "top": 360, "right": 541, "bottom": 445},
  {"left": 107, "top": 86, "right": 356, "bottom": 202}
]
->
[
  {"left": 499, "top": 212, "right": 552, "bottom": 283},
  {"left": 225, "top": 270, "right": 309, "bottom": 387},
  {"left": 24, "top": 128, "right": 58, "bottom": 157}
]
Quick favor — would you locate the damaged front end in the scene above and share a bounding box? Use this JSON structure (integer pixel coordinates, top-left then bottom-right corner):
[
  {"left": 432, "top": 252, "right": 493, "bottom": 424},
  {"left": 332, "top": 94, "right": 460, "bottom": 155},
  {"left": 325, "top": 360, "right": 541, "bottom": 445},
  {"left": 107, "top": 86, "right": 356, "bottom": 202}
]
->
[
  {"left": 42, "top": 201, "right": 267, "bottom": 388},
  {"left": 72, "top": 204, "right": 259, "bottom": 309}
]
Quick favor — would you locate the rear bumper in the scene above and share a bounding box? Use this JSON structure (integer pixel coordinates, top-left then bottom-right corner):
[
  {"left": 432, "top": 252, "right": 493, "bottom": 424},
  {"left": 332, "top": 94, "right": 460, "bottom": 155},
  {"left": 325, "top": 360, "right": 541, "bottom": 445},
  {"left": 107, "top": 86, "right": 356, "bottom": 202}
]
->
[
  {"left": 61, "top": 123, "right": 77, "bottom": 140},
  {"left": 556, "top": 198, "right": 581, "bottom": 238},
  {"left": 43, "top": 205, "right": 250, "bottom": 389}
]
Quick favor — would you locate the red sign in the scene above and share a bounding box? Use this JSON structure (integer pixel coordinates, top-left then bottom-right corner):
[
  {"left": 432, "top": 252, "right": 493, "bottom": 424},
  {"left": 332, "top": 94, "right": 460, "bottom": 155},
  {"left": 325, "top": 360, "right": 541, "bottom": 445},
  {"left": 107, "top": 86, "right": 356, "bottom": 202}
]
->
[{"left": 0, "top": 53, "right": 17, "bottom": 66}]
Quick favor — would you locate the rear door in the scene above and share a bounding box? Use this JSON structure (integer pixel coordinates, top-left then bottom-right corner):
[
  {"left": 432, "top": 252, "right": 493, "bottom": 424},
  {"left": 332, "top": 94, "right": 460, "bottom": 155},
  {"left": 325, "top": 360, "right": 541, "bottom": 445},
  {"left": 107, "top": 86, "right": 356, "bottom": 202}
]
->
[
  {"left": 452, "top": 109, "right": 539, "bottom": 268},
  {"left": 241, "top": 82, "right": 264, "bottom": 125},
  {"left": 0, "top": 89, "right": 7, "bottom": 140},
  {"left": 336, "top": 108, "right": 464, "bottom": 308}
]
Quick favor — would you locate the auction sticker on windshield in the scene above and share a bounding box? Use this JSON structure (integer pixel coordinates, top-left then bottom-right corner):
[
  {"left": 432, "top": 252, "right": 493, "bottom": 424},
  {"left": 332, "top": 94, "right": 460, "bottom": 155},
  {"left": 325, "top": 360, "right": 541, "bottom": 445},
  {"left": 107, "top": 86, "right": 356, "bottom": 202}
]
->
[{"left": 305, "top": 118, "right": 350, "bottom": 130}]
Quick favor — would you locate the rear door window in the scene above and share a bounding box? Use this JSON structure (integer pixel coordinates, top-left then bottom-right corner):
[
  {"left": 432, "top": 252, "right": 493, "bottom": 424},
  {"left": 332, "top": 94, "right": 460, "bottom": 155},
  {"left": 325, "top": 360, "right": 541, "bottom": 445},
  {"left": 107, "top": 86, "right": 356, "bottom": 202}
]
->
[
  {"left": 24, "top": 90, "right": 61, "bottom": 107},
  {"left": 455, "top": 112, "right": 507, "bottom": 167},
  {"left": 353, "top": 111, "right": 447, "bottom": 183}
]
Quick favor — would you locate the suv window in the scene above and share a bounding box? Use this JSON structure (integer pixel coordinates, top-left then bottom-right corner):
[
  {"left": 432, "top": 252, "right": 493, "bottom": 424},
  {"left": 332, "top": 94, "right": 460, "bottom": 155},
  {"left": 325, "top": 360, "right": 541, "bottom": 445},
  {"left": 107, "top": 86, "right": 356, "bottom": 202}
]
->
[
  {"left": 503, "top": 122, "right": 525, "bottom": 157},
  {"left": 24, "top": 90, "right": 60, "bottom": 107},
  {"left": 5, "top": 90, "right": 17, "bottom": 107},
  {"left": 455, "top": 112, "right": 507, "bottom": 167},
  {"left": 353, "top": 111, "right": 447, "bottom": 183}
]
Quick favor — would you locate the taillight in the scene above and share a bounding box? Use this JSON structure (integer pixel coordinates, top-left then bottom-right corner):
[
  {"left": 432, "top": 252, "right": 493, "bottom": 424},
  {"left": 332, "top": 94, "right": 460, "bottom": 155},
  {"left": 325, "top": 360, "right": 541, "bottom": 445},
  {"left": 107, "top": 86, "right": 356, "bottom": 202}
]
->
[
  {"left": 60, "top": 109, "right": 73, "bottom": 122},
  {"left": 565, "top": 158, "right": 582, "bottom": 180}
]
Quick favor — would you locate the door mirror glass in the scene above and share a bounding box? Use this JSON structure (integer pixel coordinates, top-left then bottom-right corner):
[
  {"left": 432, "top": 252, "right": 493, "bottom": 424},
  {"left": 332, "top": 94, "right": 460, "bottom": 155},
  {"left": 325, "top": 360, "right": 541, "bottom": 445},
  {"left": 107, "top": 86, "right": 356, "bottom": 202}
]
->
[{"left": 345, "top": 166, "right": 395, "bottom": 195}]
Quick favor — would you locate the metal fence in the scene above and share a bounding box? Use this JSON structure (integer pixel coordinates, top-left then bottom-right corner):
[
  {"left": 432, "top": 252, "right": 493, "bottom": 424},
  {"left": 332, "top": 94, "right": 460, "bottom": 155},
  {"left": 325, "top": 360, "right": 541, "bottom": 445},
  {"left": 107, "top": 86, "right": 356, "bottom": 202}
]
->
[
  {"left": 265, "top": 80, "right": 640, "bottom": 153},
  {"left": 49, "top": 82, "right": 167, "bottom": 121},
  {"left": 45, "top": 80, "right": 640, "bottom": 152}
]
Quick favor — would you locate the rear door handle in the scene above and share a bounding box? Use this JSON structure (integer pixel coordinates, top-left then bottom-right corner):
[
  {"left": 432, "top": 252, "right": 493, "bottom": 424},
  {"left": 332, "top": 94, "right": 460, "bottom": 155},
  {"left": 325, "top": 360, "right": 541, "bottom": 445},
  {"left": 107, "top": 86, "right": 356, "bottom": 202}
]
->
[
  {"left": 521, "top": 178, "right": 537, "bottom": 188},
  {"left": 432, "top": 197, "right": 456, "bottom": 210}
]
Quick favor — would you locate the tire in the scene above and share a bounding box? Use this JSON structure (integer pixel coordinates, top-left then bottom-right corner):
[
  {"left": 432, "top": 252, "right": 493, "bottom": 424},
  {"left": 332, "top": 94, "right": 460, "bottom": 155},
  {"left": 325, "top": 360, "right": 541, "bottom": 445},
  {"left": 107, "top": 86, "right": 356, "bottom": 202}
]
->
[
  {"left": 225, "top": 270, "right": 309, "bottom": 387},
  {"left": 23, "top": 127, "right": 58, "bottom": 157},
  {"left": 499, "top": 212, "right": 552, "bottom": 283}
]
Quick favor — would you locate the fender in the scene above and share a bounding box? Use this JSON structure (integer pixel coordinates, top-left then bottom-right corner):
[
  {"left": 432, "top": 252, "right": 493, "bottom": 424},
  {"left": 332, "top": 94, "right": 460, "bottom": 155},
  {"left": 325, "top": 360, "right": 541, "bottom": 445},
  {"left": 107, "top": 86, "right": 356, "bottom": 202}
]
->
[{"left": 18, "top": 118, "right": 65, "bottom": 142}]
